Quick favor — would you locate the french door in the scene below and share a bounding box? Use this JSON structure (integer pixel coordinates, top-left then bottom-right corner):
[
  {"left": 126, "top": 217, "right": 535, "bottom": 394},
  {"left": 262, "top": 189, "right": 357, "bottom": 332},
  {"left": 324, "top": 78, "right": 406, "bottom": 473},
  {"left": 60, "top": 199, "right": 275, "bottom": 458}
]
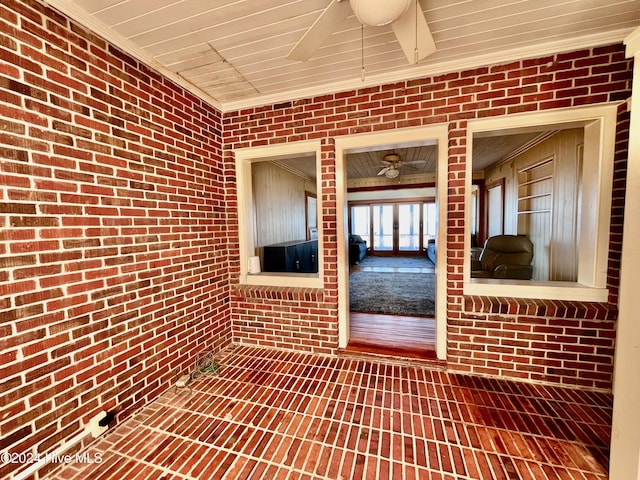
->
[
  {"left": 351, "top": 201, "right": 435, "bottom": 256},
  {"left": 372, "top": 204, "right": 394, "bottom": 252}
]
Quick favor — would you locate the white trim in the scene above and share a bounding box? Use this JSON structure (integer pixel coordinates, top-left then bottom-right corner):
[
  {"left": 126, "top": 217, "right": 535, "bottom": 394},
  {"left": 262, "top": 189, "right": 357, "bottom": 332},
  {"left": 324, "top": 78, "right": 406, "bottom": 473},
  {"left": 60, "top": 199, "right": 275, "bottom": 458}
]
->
[
  {"left": 335, "top": 124, "right": 449, "bottom": 360},
  {"left": 464, "top": 103, "right": 619, "bottom": 301},
  {"left": 610, "top": 30, "right": 640, "bottom": 479},
  {"left": 235, "top": 140, "right": 325, "bottom": 289},
  {"left": 465, "top": 280, "right": 609, "bottom": 302},
  {"left": 238, "top": 272, "right": 324, "bottom": 289},
  {"left": 624, "top": 25, "right": 640, "bottom": 57},
  {"left": 336, "top": 142, "right": 349, "bottom": 349}
]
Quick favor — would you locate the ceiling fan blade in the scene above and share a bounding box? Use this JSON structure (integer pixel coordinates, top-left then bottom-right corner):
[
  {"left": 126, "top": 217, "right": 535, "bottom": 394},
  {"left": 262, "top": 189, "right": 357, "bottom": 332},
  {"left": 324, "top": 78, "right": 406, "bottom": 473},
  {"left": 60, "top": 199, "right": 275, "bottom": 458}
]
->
[
  {"left": 287, "top": 0, "right": 351, "bottom": 61},
  {"left": 377, "top": 167, "right": 391, "bottom": 176},
  {"left": 391, "top": 0, "right": 436, "bottom": 64},
  {"left": 402, "top": 160, "right": 427, "bottom": 165}
]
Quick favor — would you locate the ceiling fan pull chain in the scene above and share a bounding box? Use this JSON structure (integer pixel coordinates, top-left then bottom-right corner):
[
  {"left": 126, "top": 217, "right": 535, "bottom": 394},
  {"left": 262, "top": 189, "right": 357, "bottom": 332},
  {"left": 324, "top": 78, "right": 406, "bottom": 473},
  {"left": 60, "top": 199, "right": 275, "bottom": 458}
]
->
[
  {"left": 360, "top": 24, "right": 366, "bottom": 81},
  {"left": 413, "top": 0, "right": 419, "bottom": 63}
]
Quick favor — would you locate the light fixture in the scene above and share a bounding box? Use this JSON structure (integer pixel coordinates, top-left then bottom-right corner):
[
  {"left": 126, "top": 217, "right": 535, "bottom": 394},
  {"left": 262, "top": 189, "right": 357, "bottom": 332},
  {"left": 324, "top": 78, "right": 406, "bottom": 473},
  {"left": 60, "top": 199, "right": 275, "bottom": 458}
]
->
[
  {"left": 349, "top": 0, "right": 411, "bottom": 27},
  {"left": 385, "top": 168, "right": 400, "bottom": 179},
  {"left": 383, "top": 153, "right": 401, "bottom": 163}
]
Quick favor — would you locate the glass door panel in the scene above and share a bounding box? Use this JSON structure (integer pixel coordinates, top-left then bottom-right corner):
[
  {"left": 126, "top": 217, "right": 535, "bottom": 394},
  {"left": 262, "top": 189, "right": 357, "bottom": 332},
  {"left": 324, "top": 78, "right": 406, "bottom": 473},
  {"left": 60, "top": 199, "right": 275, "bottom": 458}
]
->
[
  {"left": 350, "top": 205, "right": 370, "bottom": 247},
  {"left": 398, "top": 203, "right": 420, "bottom": 251},
  {"left": 423, "top": 202, "right": 436, "bottom": 245},
  {"left": 372, "top": 204, "right": 393, "bottom": 251},
  {"left": 487, "top": 183, "right": 504, "bottom": 238}
]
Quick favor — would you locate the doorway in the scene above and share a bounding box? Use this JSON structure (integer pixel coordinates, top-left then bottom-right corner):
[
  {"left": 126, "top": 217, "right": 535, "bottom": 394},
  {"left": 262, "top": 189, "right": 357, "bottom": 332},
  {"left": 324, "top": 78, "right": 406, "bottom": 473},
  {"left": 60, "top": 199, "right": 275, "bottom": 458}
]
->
[
  {"left": 335, "top": 125, "right": 448, "bottom": 361},
  {"left": 347, "top": 199, "right": 437, "bottom": 359}
]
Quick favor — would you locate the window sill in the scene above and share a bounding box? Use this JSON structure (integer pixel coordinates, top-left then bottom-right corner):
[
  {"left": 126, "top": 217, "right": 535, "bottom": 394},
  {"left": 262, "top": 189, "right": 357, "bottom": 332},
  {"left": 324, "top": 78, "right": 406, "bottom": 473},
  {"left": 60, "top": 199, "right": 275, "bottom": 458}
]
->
[
  {"left": 464, "top": 279, "right": 609, "bottom": 302},
  {"left": 240, "top": 272, "right": 324, "bottom": 289}
]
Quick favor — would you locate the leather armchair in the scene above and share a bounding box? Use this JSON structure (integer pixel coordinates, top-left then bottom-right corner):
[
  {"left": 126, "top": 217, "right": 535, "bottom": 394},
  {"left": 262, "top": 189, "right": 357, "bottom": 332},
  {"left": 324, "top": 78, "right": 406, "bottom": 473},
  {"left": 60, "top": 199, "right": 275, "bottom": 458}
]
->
[{"left": 471, "top": 235, "right": 534, "bottom": 280}]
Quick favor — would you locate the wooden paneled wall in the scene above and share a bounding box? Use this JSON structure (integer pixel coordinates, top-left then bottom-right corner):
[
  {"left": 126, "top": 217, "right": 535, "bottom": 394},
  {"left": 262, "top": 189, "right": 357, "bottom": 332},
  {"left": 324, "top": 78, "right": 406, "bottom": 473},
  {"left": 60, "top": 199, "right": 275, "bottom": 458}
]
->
[
  {"left": 484, "top": 129, "right": 584, "bottom": 281},
  {"left": 252, "top": 161, "right": 315, "bottom": 250}
]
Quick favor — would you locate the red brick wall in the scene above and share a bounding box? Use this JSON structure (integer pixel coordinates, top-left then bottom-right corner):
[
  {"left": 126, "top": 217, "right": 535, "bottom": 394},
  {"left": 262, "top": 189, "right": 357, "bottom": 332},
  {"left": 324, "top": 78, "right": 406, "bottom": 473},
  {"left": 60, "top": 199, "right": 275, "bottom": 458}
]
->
[
  {"left": 0, "top": 0, "right": 632, "bottom": 475},
  {"left": 0, "top": 1, "right": 231, "bottom": 477},
  {"left": 225, "top": 45, "right": 631, "bottom": 391}
]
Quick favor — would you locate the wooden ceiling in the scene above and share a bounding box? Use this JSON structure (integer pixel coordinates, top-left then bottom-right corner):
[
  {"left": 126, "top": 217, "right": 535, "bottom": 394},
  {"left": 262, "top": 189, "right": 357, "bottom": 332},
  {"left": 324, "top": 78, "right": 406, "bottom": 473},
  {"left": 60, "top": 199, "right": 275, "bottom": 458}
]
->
[
  {"left": 347, "top": 146, "right": 437, "bottom": 179},
  {"left": 47, "top": 0, "right": 640, "bottom": 111},
  {"left": 275, "top": 135, "right": 548, "bottom": 185},
  {"left": 345, "top": 134, "right": 543, "bottom": 183}
]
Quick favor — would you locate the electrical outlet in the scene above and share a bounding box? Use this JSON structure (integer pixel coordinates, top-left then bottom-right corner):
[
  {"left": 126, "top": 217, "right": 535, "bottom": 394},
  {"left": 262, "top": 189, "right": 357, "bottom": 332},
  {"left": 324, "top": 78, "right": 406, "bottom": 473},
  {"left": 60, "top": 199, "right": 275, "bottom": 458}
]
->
[{"left": 88, "top": 411, "right": 109, "bottom": 438}]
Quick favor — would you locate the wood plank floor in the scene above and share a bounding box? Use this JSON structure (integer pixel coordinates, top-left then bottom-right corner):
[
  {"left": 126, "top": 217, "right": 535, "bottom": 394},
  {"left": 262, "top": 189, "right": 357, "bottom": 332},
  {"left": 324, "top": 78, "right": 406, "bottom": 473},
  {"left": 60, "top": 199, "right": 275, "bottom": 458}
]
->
[
  {"left": 347, "top": 312, "right": 437, "bottom": 360},
  {"left": 348, "top": 256, "right": 437, "bottom": 360}
]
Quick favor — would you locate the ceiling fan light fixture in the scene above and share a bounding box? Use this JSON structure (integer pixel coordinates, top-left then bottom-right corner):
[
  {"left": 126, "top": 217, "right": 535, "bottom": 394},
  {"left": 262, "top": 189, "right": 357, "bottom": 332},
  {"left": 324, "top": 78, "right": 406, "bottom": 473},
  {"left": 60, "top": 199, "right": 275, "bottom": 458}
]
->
[
  {"left": 349, "top": 0, "right": 411, "bottom": 26},
  {"left": 385, "top": 168, "right": 400, "bottom": 179},
  {"left": 383, "top": 153, "right": 401, "bottom": 163}
]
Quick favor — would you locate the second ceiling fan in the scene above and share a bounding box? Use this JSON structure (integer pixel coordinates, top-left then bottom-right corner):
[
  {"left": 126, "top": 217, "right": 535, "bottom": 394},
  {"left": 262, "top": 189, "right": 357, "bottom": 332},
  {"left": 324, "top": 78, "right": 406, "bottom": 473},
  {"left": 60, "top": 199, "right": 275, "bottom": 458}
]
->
[
  {"left": 376, "top": 153, "right": 426, "bottom": 178},
  {"left": 288, "top": 0, "right": 436, "bottom": 64}
]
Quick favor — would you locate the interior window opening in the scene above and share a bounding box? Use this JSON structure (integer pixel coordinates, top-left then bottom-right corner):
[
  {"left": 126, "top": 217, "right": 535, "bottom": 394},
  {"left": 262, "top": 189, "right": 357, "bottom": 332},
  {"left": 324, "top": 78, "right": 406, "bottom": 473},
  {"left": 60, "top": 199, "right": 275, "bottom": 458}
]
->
[
  {"left": 465, "top": 104, "right": 618, "bottom": 301},
  {"left": 235, "top": 141, "right": 324, "bottom": 288},
  {"left": 472, "top": 128, "right": 582, "bottom": 282}
]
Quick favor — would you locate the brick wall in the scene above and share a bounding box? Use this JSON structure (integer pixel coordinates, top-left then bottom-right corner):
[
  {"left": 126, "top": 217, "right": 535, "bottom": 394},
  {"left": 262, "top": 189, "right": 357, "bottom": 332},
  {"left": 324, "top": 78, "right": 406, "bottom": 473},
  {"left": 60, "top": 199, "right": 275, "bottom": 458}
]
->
[
  {"left": 0, "top": 1, "right": 231, "bottom": 478},
  {"left": 225, "top": 44, "right": 632, "bottom": 391},
  {"left": 0, "top": 0, "right": 632, "bottom": 476}
]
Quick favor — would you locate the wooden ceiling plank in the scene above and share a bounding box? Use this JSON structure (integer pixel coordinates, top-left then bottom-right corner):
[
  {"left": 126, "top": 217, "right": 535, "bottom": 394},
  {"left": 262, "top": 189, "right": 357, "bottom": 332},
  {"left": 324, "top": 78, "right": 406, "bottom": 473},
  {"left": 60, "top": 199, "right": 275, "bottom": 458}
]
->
[
  {"left": 112, "top": 0, "right": 252, "bottom": 38},
  {"left": 72, "top": 0, "right": 125, "bottom": 15},
  {"left": 433, "top": 1, "right": 640, "bottom": 39},
  {"left": 435, "top": 11, "right": 640, "bottom": 51},
  {"left": 94, "top": 0, "right": 181, "bottom": 26},
  {"left": 60, "top": 0, "right": 640, "bottom": 109},
  {"left": 127, "top": 1, "right": 326, "bottom": 52}
]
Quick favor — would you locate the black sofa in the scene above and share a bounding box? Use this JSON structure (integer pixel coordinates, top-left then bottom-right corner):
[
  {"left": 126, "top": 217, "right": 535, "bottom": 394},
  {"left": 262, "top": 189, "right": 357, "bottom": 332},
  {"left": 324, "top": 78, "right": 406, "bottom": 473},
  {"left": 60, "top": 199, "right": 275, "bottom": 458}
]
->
[
  {"left": 426, "top": 238, "right": 436, "bottom": 265},
  {"left": 349, "top": 234, "right": 367, "bottom": 264}
]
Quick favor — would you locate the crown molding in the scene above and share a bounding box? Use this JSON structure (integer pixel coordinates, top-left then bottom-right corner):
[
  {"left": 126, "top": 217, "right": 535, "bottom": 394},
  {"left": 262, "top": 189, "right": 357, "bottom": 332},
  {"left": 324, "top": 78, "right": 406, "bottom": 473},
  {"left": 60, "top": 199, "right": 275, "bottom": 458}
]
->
[{"left": 269, "top": 160, "right": 313, "bottom": 182}]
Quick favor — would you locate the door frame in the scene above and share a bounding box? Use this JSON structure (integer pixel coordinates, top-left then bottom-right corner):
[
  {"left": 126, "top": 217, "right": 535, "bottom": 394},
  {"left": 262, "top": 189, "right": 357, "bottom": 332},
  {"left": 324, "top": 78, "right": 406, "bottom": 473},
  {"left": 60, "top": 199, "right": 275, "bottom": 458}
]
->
[{"left": 335, "top": 125, "right": 449, "bottom": 360}]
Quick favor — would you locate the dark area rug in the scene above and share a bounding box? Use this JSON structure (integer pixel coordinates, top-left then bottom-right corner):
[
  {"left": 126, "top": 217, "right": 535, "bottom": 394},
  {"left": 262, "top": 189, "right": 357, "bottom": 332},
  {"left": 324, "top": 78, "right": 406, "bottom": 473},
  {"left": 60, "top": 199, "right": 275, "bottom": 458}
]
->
[{"left": 349, "top": 270, "right": 436, "bottom": 317}]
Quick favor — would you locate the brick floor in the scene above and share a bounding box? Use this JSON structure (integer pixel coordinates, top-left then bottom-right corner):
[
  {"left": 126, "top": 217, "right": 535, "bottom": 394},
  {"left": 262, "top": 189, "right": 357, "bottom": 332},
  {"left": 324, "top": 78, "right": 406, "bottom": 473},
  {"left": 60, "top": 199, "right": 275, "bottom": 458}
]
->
[{"left": 49, "top": 346, "right": 612, "bottom": 479}]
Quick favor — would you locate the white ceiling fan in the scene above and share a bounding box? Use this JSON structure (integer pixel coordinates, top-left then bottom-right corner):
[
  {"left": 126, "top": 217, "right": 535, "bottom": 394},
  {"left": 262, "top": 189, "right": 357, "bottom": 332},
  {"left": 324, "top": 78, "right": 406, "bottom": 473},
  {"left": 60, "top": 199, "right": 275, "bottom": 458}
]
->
[
  {"left": 376, "top": 152, "right": 426, "bottom": 178},
  {"left": 288, "top": 0, "right": 436, "bottom": 64}
]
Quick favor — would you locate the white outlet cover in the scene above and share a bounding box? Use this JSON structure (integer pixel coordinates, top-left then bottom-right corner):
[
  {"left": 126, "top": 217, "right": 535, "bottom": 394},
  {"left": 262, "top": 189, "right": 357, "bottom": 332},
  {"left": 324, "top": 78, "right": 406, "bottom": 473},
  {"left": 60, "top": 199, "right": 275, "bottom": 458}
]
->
[{"left": 88, "top": 411, "right": 109, "bottom": 438}]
